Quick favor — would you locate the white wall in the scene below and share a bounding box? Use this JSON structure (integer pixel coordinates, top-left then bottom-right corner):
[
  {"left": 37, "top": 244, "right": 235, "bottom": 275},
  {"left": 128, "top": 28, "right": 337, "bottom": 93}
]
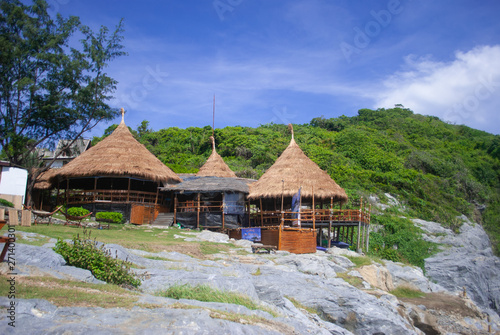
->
[{"left": 0, "top": 166, "right": 28, "bottom": 205}]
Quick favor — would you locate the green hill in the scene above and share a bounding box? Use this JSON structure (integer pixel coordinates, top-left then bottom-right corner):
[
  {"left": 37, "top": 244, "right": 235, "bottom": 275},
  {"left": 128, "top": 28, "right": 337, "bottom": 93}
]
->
[{"left": 93, "top": 107, "right": 500, "bottom": 264}]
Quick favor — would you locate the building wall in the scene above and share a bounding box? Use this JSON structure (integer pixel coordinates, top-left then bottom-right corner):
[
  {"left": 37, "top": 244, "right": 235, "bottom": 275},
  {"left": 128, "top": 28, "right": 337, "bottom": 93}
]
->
[{"left": 0, "top": 166, "right": 28, "bottom": 209}]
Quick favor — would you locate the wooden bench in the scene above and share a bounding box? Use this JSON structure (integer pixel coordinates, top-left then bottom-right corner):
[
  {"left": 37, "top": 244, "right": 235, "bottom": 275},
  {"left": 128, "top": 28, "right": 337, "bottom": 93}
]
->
[{"left": 251, "top": 244, "right": 277, "bottom": 254}]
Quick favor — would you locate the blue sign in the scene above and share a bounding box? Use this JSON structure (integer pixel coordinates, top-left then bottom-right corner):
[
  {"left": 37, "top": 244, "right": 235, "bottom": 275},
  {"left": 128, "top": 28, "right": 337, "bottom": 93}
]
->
[{"left": 241, "top": 228, "right": 261, "bottom": 242}]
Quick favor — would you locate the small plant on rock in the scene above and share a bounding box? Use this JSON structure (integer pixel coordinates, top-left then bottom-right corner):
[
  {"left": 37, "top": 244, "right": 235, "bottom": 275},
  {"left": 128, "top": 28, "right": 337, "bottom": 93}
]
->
[{"left": 53, "top": 229, "right": 141, "bottom": 288}]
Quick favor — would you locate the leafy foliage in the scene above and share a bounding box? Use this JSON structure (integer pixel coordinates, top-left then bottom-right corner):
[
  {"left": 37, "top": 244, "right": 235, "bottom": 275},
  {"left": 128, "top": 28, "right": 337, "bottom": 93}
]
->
[
  {"left": 96, "top": 211, "right": 123, "bottom": 223},
  {"left": 66, "top": 207, "right": 90, "bottom": 217},
  {"left": 53, "top": 229, "right": 141, "bottom": 288},
  {"left": 0, "top": 198, "right": 14, "bottom": 207},
  {"left": 369, "top": 213, "right": 438, "bottom": 269}
]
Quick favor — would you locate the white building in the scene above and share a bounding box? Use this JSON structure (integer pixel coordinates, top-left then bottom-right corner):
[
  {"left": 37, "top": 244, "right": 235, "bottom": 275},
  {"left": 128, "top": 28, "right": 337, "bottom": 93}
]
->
[
  {"left": 41, "top": 138, "right": 91, "bottom": 168},
  {"left": 0, "top": 161, "right": 28, "bottom": 209}
]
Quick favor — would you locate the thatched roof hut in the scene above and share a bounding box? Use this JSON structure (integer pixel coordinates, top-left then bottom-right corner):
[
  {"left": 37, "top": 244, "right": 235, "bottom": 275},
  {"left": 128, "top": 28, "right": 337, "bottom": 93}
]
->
[
  {"left": 248, "top": 125, "right": 347, "bottom": 202},
  {"left": 196, "top": 136, "right": 237, "bottom": 178},
  {"left": 51, "top": 110, "right": 181, "bottom": 184}
]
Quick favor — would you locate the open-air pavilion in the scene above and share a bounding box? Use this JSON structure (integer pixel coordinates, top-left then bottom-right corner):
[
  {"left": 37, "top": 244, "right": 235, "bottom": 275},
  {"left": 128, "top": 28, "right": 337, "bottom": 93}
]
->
[
  {"left": 244, "top": 125, "right": 371, "bottom": 254},
  {"left": 48, "top": 110, "right": 182, "bottom": 224}
]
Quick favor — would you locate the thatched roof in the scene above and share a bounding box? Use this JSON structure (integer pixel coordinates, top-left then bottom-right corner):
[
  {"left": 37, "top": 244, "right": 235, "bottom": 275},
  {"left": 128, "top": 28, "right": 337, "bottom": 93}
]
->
[
  {"left": 51, "top": 110, "right": 181, "bottom": 184},
  {"left": 33, "top": 168, "right": 57, "bottom": 190},
  {"left": 196, "top": 136, "right": 237, "bottom": 178},
  {"left": 162, "top": 175, "right": 253, "bottom": 194},
  {"left": 248, "top": 125, "right": 347, "bottom": 202}
]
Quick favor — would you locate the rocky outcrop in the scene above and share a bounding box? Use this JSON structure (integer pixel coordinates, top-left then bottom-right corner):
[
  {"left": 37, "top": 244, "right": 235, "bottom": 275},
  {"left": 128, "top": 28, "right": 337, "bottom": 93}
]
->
[
  {"left": 1, "top": 228, "right": 499, "bottom": 334},
  {"left": 416, "top": 216, "right": 500, "bottom": 315}
]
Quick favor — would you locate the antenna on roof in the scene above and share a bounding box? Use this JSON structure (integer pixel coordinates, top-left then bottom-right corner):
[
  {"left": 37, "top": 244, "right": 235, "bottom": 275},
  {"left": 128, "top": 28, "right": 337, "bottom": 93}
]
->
[
  {"left": 288, "top": 123, "right": 294, "bottom": 140},
  {"left": 212, "top": 94, "right": 215, "bottom": 138}
]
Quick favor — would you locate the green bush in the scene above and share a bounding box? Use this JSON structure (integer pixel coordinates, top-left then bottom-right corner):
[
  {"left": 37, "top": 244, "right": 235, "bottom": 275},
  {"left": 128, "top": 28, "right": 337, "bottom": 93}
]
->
[
  {"left": 96, "top": 211, "right": 123, "bottom": 223},
  {"left": 0, "top": 198, "right": 14, "bottom": 207},
  {"left": 53, "top": 229, "right": 141, "bottom": 288},
  {"left": 369, "top": 213, "right": 437, "bottom": 269},
  {"left": 67, "top": 207, "right": 90, "bottom": 217}
]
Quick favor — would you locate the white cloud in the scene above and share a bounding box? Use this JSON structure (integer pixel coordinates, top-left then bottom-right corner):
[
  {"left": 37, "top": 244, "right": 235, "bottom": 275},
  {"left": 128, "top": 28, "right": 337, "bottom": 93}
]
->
[{"left": 373, "top": 45, "right": 500, "bottom": 134}]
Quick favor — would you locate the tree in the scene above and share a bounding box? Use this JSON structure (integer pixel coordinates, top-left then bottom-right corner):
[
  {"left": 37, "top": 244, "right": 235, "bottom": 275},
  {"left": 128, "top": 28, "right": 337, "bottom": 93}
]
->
[{"left": 0, "top": 0, "right": 126, "bottom": 204}]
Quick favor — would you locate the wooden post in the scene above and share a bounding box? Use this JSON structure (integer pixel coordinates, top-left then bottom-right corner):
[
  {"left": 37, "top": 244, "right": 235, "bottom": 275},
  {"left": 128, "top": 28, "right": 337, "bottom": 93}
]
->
[
  {"left": 197, "top": 193, "right": 200, "bottom": 229},
  {"left": 312, "top": 186, "right": 315, "bottom": 231},
  {"left": 366, "top": 205, "right": 372, "bottom": 252},
  {"left": 95, "top": 177, "right": 98, "bottom": 203},
  {"left": 246, "top": 200, "right": 250, "bottom": 226},
  {"left": 21, "top": 210, "right": 31, "bottom": 227},
  {"left": 56, "top": 180, "right": 60, "bottom": 206},
  {"left": 0, "top": 208, "right": 4, "bottom": 220},
  {"left": 259, "top": 198, "right": 263, "bottom": 226},
  {"left": 8, "top": 209, "right": 18, "bottom": 226},
  {"left": 65, "top": 179, "right": 69, "bottom": 205},
  {"left": 174, "top": 194, "right": 178, "bottom": 225},
  {"left": 328, "top": 197, "right": 333, "bottom": 248},
  {"left": 222, "top": 192, "right": 225, "bottom": 230}
]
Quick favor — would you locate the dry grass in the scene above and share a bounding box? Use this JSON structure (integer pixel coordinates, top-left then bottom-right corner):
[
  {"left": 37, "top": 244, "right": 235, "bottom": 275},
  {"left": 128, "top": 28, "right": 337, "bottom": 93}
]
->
[
  {"left": 196, "top": 136, "right": 237, "bottom": 178},
  {"left": 14, "top": 225, "right": 233, "bottom": 259},
  {"left": 0, "top": 275, "right": 139, "bottom": 308},
  {"left": 248, "top": 132, "right": 347, "bottom": 201},
  {"left": 52, "top": 121, "right": 181, "bottom": 183}
]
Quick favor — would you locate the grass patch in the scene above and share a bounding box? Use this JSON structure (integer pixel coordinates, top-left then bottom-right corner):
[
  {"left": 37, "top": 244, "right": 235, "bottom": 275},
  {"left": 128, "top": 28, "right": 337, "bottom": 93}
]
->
[
  {"left": 157, "top": 284, "right": 278, "bottom": 317},
  {"left": 336, "top": 272, "right": 364, "bottom": 289},
  {"left": 13, "top": 225, "right": 201, "bottom": 255},
  {"left": 285, "top": 296, "right": 318, "bottom": 315},
  {"left": 199, "top": 242, "right": 231, "bottom": 255},
  {"left": 0, "top": 275, "right": 139, "bottom": 308},
  {"left": 344, "top": 255, "right": 373, "bottom": 268},
  {"left": 252, "top": 268, "right": 261, "bottom": 276},
  {"left": 390, "top": 286, "right": 426, "bottom": 299},
  {"left": 143, "top": 255, "right": 178, "bottom": 262}
]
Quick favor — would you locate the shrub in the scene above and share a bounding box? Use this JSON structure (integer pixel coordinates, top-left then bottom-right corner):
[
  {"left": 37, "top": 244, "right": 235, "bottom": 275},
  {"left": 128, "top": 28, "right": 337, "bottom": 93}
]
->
[
  {"left": 0, "top": 198, "right": 14, "bottom": 207},
  {"left": 53, "top": 229, "right": 141, "bottom": 288},
  {"left": 96, "top": 211, "right": 123, "bottom": 223},
  {"left": 67, "top": 206, "right": 90, "bottom": 217}
]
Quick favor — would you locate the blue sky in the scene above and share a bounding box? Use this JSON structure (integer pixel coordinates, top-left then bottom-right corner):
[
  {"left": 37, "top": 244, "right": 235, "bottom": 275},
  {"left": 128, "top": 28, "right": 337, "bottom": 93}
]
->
[{"left": 51, "top": 0, "right": 500, "bottom": 135}]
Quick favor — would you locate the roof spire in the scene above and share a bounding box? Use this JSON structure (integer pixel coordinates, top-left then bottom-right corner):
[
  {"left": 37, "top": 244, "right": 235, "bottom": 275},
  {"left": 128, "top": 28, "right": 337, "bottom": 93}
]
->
[
  {"left": 288, "top": 123, "right": 294, "bottom": 140},
  {"left": 209, "top": 135, "right": 216, "bottom": 152},
  {"left": 120, "top": 108, "right": 125, "bottom": 124}
]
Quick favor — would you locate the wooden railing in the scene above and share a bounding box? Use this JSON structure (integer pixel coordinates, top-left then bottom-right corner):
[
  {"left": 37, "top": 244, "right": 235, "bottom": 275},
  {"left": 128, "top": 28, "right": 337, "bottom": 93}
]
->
[
  {"left": 66, "top": 189, "right": 162, "bottom": 204},
  {"left": 250, "top": 208, "right": 371, "bottom": 227},
  {"left": 176, "top": 200, "right": 245, "bottom": 213}
]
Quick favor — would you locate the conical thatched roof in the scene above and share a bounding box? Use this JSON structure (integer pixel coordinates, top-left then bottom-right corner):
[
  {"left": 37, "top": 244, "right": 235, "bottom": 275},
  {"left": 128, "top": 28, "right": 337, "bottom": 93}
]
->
[
  {"left": 33, "top": 168, "right": 57, "bottom": 190},
  {"left": 52, "top": 110, "right": 181, "bottom": 184},
  {"left": 196, "top": 136, "right": 237, "bottom": 178},
  {"left": 248, "top": 125, "right": 347, "bottom": 202}
]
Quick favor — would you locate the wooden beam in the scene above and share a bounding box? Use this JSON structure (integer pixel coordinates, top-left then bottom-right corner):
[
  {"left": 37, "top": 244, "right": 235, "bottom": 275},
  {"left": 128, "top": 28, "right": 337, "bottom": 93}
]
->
[
  {"left": 222, "top": 192, "right": 225, "bottom": 230},
  {"left": 197, "top": 193, "right": 200, "bottom": 229},
  {"left": 328, "top": 197, "right": 333, "bottom": 248},
  {"left": 312, "top": 186, "right": 315, "bottom": 231},
  {"left": 174, "top": 193, "right": 177, "bottom": 226},
  {"left": 259, "top": 198, "right": 263, "bottom": 226}
]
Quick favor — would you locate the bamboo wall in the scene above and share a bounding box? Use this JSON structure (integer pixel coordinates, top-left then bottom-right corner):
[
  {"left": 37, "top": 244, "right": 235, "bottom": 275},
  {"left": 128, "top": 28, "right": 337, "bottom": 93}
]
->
[{"left": 280, "top": 229, "right": 316, "bottom": 254}]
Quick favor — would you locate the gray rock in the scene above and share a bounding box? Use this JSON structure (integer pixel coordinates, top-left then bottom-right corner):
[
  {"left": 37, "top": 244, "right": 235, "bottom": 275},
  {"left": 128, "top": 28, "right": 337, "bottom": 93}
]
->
[
  {"left": 422, "top": 217, "right": 500, "bottom": 314},
  {"left": 384, "top": 260, "right": 445, "bottom": 293}
]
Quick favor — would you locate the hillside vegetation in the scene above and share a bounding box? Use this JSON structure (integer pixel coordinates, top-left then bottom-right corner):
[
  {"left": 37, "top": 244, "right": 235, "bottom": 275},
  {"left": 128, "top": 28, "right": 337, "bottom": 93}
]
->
[{"left": 93, "top": 108, "right": 500, "bottom": 259}]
